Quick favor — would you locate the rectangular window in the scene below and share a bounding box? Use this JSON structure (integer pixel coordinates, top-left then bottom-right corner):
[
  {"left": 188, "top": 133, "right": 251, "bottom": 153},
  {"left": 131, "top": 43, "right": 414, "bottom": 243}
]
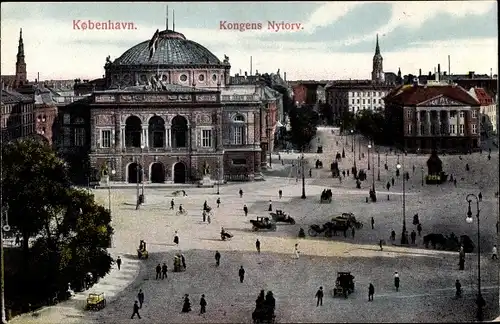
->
[
  {"left": 362, "top": 99, "right": 365, "bottom": 104},
  {"left": 407, "top": 111, "right": 412, "bottom": 119},
  {"left": 372, "top": 92, "right": 375, "bottom": 96},
  {"left": 74, "top": 128, "right": 85, "bottom": 146},
  {"left": 356, "top": 99, "right": 360, "bottom": 104},
  {"left": 233, "top": 126, "right": 243, "bottom": 145},
  {"left": 459, "top": 111, "right": 464, "bottom": 118},
  {"left": 63, "top": 114, "right": 71, "bottom": 125},
  {"left": 459, "top": 124, "right": 464, "bottom": 134},
  {"left": 472, "top": 124, "right": 477, "bottom": 134},
  {"left": 352, "top": 99, "right": 355, "bottom": 104},
  {"left": 202, "top": 129, "right": 212, "bottom": 147},
  {"left": 101, "top": 130, "right": 112, "bottom": 148},
  {"left": 367, "top": 99, "right": 371, "bottom": 104},
  {"left": 472, "top": 110, "right": 477, "bottom": 118}
]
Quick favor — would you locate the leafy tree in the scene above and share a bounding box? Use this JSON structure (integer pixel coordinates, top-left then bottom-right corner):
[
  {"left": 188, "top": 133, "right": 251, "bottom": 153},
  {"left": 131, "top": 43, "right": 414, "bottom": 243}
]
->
[
  {"left": 318, "top": 102, "right": 334, "bottom": 125},
  {"left": 354, "top": 110, "right": 389, "bottom": 144},
  {"left": 340, "top": 112, "right": 356, "bottom": 132},
  {"left": 288, "top": 105, "right": 320, "bottom": 150}
]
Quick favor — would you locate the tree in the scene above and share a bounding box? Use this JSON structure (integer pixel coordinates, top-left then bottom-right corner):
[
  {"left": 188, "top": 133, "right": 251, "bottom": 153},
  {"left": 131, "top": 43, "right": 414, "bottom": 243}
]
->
[
  {"left": 354, "top": 110, "right": 388, "bottom": 144},
  {"left": 340, "top": 112, "right": 356, "bottom": 132},
  {"left": 289, "top": 105, "right": 319, "bottom": 150},
  {"left": 318, "top": 102, "right": 334, "bottom": 125}
]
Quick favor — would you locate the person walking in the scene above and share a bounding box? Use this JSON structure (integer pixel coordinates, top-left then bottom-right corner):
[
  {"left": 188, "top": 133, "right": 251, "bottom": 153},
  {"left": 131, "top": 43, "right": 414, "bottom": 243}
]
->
[
  {"left": 315, "top": 287, "right": 324, "bottom": 306},
  {"left": 478, "top": 192, "right": 483, "bottom": 202},
  {"left": 207, "top": 213, "right": 211, "bottom": 224},
  {"left": 410, "top": 230, "right": 417, "bottom": 244},
  {"left": 215, "top": 250, "right": 221, "bottom": 266},
  {"left": 394, "top": 272, "right": 400, "bottom": 292},
  {"left": 268, "top": 200, "right": 273, "bottom": 211},
  {"left": 161, "top": 263, "right": 168, "bottom": 279},
  {"left": 174, "top": 231, "right": 179, "bottom": 246},
  {"left": 279, "top": 189, "right": 283, "bottom": 199},
  {"left": 391, "top": 177, "right": 395, "bottom": 186},
  {"left": 199, "top": 294, "right": 207, "bottom": 315},
  {"left": 243, "top": 205, "right": 248, "bottom": 216},
  {"left": 155, "top": 263, "right": 161, "bottom": 280},
  {"left": 217, "top": 197, "right": 221, "bottom": 207},
  {"left": 181, "top": 254, "right": 186, "bottom": 270},
  {"left": 239, "top": 188, "right": 243, "bottom": 198},
  {"left": 137, "top": 289, "right": 144, "bottom": 308},
  {"left": 202, "top": 210, "right": 207, "bottom": 223},
  {"left": 492, "top": 244, "right": 498, "bottom": 260},
  {"left": 386, "top": 182, "right": 390, "bottom": 191},
  {"left": 170, "top": 199, "right": 175, "bottom": 210},
  {"left": 371, "top": 217, "right": 374, "bottom": 229},
  {"left": 379, "top": 239, "right": 383, "bottom": 251},
  {"left": 368, "top": 283, "right": 375, "bottom": 301},
  {"left": 455, "top": 279, "right": 462, "bottom": 298},
  {"left": 239, "top": 266, "right": 245, "bottom": 283},
  {"left": 131, "top": 301, "right": 141, "bottom": 319},
  {"left": 390, "top": 230, "right": 396, "bottom": 242},
  {"left": 294, "top": 243, "right": 300, "bottom": 259},
  {"left": 256, "top": 239, "right": 261, "bottom": 253},
  {"left": 417, "top": 223, "right": 422, "bottom": 236},
  {"left": 116, "top": 256, "right": 122, "bottom": 270}
]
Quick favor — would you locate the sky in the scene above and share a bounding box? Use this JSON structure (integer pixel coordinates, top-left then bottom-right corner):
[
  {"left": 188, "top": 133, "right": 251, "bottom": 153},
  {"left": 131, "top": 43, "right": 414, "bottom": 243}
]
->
[{"left": 1, "top": 1, "right": 498, "bottom": 81}]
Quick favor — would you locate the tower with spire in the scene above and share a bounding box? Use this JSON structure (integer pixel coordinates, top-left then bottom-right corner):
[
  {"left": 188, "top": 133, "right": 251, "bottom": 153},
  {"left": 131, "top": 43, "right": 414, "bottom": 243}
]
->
[
  {"left": 371, "top": 34, "right": 384, "bottom": 83},
  {"left": 15, "top": 28, "right": 27, "bottom": 87}
]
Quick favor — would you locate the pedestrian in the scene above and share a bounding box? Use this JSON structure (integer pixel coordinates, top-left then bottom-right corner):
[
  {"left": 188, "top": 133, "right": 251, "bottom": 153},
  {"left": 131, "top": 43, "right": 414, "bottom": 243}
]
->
[
  {"left": 181, "top": 254, "right": 186, "bottom": 269},
  {"left": 492, "top": 244, "right": 498, "bottom": 260},
  {"left": 202, "top": 210, "right": 206, "bottom": 222},
  {"left": 455, "top": 279, "right": 462, "bottom": 298},
  {"left": 15, "top": 234, "right": 20, "bottom": 246},
  {"left": 368, "top": 283, "right": 375, "bottom": 301},
  {"left": 239, "top": 188, "right": 243, "bottom": 198},
  {"left": 394, "top": 272, "right": 400, "bottom": 291},
  {"left": 412, "top": 165, "right": 415, "bottom": 173},
  {"left": 137, "top": 289, "right": 144, "bottom": 308},
  {"left": 268, "top": 200, "right": 273, "bottom": 211},
  {"left": 379, "top": 239, "right": 383, "bottom": 251},
  {"left": 342, "top": 170, "right": 346, "bottom": 177},
  {"left": 116, "top": 256, "right": 122, "bottom": 270},
  {"left": 256, "top": 239, "right": 261, "bottom": 253},
  {"left": 315, "top": 287, "right": 324, "bottom": 306},
  {"left": 174, "top": 231, "right": 179, "bottom": 246},
  {"left": 410, "top": 230, "right": 416, "bottom": 244},
  {"left": 390, "top": 230, "right": 396, "bottom": 241},
  {"left": 459, "top": 256, "right": 465, "bottom": 270},
  {"left": 243, "top": 205, "right": 248, "bottom": 216},
  {"left": 215, "top": 250, "right": 221, "bottom": 266},
  {"left": 199, "top": 294, "right": 207, "bottom": 315},
  {"left": 371, "top": 217, "right": 374, "bottom": 229},
  {"left": 386, "top": 182, "right": 390, "bottom": 191},
  {"left": 131, "top": 301, "right": 141, "bottom": 319},
  {"left": 478, "top": 192, "right": 482, "bottom": 202},
  {"left": 207, "top": 213, "right": 211, "bottom": 224},
  {"left": 391, "top": 177, "right": 395, "bottom": 186},
  {"left": 347, "top": 170, "right": 350, "bottom": 176},
  {"left": 351, "top": 227, "right": 355, "bottom": 238},
  {"left": 162, "top": 263, "right": 168, "bottom": 279},
  {"left": 294, "top": 243, "right": 300, "bottom": 259},
  {"left": 279, "top": 189, "right": 282, "bottom": 199},
  {"left": 170, "top": 199, "right": 175, "bottom": 210},
  {"left": 417, "top": 224, "right": 422, "bottom": 236},
  {"left": 239, "top": 266, "right": 245, "bottom": 283},
  {"left": 216, "top": 197, "right": 221, "bottom": 207},
  {"left": 155, "top": 263, "right": 161, "bottom": 279}
]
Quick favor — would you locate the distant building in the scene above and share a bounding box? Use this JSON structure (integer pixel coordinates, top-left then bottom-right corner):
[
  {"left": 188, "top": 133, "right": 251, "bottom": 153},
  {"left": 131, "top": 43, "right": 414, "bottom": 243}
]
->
[
  {"left": 384, "top": 82, "right": 481, "bottom": 153},
  {"left": 1, "top": 29, "right": 28, "bottom": 88},
  {"left": 1, "top": 83, "right": 35, "bottom": 142},
  {"left": 468, "top": 87, "right": 497, "bottom": 135},
  {"left": 34, "top": 88, "right": 58, "bottom": 144},
  {"left": 290, "top": 80, "right": 331, "bottom": 107}
]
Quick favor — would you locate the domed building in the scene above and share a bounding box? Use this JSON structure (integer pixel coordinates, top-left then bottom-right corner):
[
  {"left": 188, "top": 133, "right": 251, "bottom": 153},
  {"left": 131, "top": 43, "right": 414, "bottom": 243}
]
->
[{"left": 87, "top": 28, "right": 264, "bottom": 184}]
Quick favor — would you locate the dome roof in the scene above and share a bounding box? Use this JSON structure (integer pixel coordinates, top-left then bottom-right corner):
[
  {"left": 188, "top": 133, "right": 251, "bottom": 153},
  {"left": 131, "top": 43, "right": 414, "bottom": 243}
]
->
[{"left": 113, "top": 30, "right": 222, "bottom": 66}]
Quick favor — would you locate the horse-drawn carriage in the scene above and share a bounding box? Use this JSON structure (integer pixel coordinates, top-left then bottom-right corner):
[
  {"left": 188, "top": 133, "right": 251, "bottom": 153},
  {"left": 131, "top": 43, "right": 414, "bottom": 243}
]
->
[
  {"left": 320, "top": 189, "right": 332, "bottom": 203},
  {"left": 308, "top": 220, "right": 350, "bottom": 237},
  {"left": 86, "top": 292, "right": 106, "bottom": 311},
  {"left": 423, "top": 233, "right": 474, "bottom": 252},
  {"left": 334, "top": 213, "right": 363, "bottom": 229},
  {"left": 250, "top": 217, "right": 277, "bottom": 231},
  {"left": 332, "top": 272, "right": 355, "bottom": 298},
  {"left": 269, "top": 210, "right": 296, "bottom": 224},
  {"left": 315, "top": 159, "right": 323, "bottom": 169}
]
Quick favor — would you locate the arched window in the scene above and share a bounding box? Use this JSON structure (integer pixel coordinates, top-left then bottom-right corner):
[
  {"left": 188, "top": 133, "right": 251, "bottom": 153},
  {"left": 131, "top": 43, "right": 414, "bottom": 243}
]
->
[{"left": 232, "top": 114, "right": 246, "bottom": 145}]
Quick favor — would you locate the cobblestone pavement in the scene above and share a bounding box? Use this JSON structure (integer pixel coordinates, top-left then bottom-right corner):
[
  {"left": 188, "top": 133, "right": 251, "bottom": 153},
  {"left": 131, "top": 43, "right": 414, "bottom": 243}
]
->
[{"left": 11, "top": 127, "right": 499, "bottom": 323}]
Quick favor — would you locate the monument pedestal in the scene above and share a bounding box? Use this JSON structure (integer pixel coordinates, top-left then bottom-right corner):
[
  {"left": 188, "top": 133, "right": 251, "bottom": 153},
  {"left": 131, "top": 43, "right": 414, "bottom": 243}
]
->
[
  {"left": 99, "top": 176, "right": 110, "bottom": 187},
  {"left": 198, "top": 175, "right": 214, "bottom": 188}
]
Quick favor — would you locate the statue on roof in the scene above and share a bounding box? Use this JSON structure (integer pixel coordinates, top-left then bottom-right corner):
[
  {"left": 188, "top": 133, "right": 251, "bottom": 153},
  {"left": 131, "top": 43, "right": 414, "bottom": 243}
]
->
[
  {"left": 105, "top": 55, "right": 112, "bottom": 66},
  {"left": 223, "top": 55, "right": 229, "bottom": 64}
]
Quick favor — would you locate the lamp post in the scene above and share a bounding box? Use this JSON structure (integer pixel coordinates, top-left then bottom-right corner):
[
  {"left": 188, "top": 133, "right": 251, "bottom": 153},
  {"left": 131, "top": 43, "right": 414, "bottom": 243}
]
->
[
  {"left": 358, "top": 137, "right": 361, "bottom": 160},
  {"left": 350, "top": 129, "right": 354, "bottom": 152},
  {"left": 216, "top": 161, "right": 220, "bottom": 195},
  {"left": 107, "top": 165, "right": 116, "bottom": 213},
  {"left": 301, "top": 154, "right": 306, "bottom": 199},
  {"left": 396, "top": 161, "right": 407, "bottom": 244},
  {"left": 352, "top": 131, "right": 357, "bottom": 169},
  {"left": 368, "top": 144, "right": 375, "bottom": 192},
  {"left": 421, "top": 167, "right": 424, "bottom": 186},
  {"left": 1, "top": 207, "right": 10, "bottom": 324},
  {"left": 367, "top": 143, "right": 371, "bottom": 171},
  {"left": 345, "top": 129, "right": 348, "bottom": 146},
  {"left": 465, "top": 194, "right": 483, "bottom": 321},
  {"left": 141, "top": 145, "right": 145, "bottom": 203},
  {"left": 377, "top": 152, "right": 381, "bottom": 181}
]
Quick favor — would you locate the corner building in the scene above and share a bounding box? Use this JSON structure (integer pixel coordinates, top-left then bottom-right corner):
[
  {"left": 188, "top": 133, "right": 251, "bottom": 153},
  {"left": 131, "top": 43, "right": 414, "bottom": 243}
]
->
[{"left": 89, "top": 29, "right": 262, "bottom": 183}]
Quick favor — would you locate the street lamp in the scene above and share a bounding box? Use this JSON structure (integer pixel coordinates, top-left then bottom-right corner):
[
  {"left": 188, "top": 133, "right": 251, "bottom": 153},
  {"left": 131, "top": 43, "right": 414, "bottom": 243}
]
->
[
  {"left": 108, "top": 166, "right": 116, "bottom": 213},
  {"left": 367, "top": 144, "right": 371, "bottom": 170},
  {"left": 301, "top": 154, "right": 306, "bottom": 199},
  {"left": 1, "top": 207, "right": 10, "bottom": 324},
  {"left": 421, "top": 167, "right": 424, "bottom": 186},
  {"left": 358, "top": 136, "right": 361, "bottom": 160},
  {"left": 350, "top": 129, "right": 354, "bottom": 152},
  {"left": 216, "top": 161, "right": 220, "bottom": 195},
  {"left": 377, "top": 152, "right": 381, "bottom": 181},
  {"left": 396, "top": 161, "right": 407, "bottom": 244},
  {"left": 141, "top": 145, "right": 145, "bottom": 203},
  {"left": 465, "top": 194, "right": 483, "bottom": 321}
]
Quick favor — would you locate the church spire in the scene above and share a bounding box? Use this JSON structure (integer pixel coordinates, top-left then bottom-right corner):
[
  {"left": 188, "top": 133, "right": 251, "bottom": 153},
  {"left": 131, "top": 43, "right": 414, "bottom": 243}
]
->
[
  {"left": 17, "top": 28, "right": 25, "bottom": 59},
  {"left": 375, "top": 33, "right": 380, "bottom": 56},
  {"left": 15, "top": 28, "right": 27, "bottom": 87}
]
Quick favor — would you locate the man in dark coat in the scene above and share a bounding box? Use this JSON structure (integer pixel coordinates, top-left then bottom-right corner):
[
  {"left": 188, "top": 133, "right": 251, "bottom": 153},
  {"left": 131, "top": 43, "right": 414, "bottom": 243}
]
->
[
  {"left": 279, "top": 189, "right": 282, "bottom": 199},
  {"left": 455, "top": 279, "right": 462, "bottom": 297},
  {"left": 215, "top": 251, "right": 221, "bottom": 266},
  {"left": 371, "top": 217, "right": 374, "bottom": 229},
  {"left": 156, "top": 263, "right": 161, "bottom": 280},
  {"left": 243, "top": 205, "right": 248, "bottom": 216},
  {"left": 181, "top": 254, "right": 186, "bottom": 269},
  {"left": 137, "top": 289, "right": 144, "bottom": 308},
  {"left": 459, "top": 256, "right": 465, "bottom": 270},
  {"left": 239, "top": 266, "right": 245, "bottom": 283},
  {"left": 417, "top": 223, "right": 422, "bottom": 236},
  {"left": 256, "top": 239, "right": 261, "bottom": 253},
  {"left": 199, "top": 294, "right": 207, "bottom": 315},
  {"left": 116, "top": 256, "right": 122, "bottom": 270},
  {"left": 386, "top": 182, "right": 390, "bottom": 191},
  {"left": 410, "top": 230, "right": 417, "bottom": 244},
  {"left": 131, "top": 301, "right": 141, "bottom": 319},
  {"left": 239, "top": 189, "right": 243, "bottom": 197},
  {"left": 368, "top": 283, "right": 375, "bottom": 301},
  {"left": 394, "top": 272, "right": 400, "bottom": 291},
  {"left": 174, "top": 231, "right": 179, "bottom": 245},
  {"left": 217, "top": 197, "right": 221, "bottom": 207},
  {"left": 391, "top": 177, "right": 395, "bottom": 186},
  {"left": 161, "top": 263, "right": 168, "bottom": 279},
  {"left": 315, "top": 286, "right": 324, "bottom": 306}
]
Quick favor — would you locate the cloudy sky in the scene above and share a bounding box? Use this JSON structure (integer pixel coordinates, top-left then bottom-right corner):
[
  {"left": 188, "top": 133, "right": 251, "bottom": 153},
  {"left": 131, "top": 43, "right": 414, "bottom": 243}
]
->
[{"left": 1, "top": 1, "right": 497, "bottom": 81}]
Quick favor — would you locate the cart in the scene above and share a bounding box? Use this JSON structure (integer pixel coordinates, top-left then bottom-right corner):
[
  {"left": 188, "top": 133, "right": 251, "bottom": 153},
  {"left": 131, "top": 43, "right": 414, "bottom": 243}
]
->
[
  {"left": 86, "top": 292, "right": 106, "bottom": 311},
  {"left": 332, "top": 272, "right": 355, "bottom": 298}
]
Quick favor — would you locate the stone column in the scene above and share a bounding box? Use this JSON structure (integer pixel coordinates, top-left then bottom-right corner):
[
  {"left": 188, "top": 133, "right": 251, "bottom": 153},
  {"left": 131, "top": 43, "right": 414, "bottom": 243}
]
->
[
  {"left": 416, "top": 110, "right": 421, "bottom": 135},
  {"left": 437, "top": 110, "right": 441, "bottom": 135},
  {"left": 142, "top": 127, "right": 148, "bottom": 147},
  {"left": 121, "top": 126, "right": 125, "bottom": 148},
  {"left": 426, "top": 110, "right": 431, "bottom": 135}
]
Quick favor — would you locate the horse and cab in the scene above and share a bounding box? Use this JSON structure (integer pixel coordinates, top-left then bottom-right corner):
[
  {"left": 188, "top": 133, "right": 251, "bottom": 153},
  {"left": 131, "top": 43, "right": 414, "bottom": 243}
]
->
[
  {"left": 333, "top": 213, "right": 363, "bottom": 229},
  {"left": 86, "top": 292, "right": 106, "bottom": 311},
  {"left": 320, "top": 189, "right": 332, "bottom": 203},
  {"left": 269, "top": 210, "right": 296, "bottom": 224},
  {"left": 250, "top": 217, "right": 277, "bottom": 231},
  {"left": 332, "top": 272, "right": 355, "bottom": 298}
]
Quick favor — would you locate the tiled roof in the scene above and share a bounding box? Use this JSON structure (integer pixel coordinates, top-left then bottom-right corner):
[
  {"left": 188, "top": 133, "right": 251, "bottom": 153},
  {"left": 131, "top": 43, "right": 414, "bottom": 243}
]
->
[
  {"left": 384, "top": 84, "right": 479, "bottom": 106},
  {"left": 113, "top": 30, "right": 222, "bottom": 66},
  {"left": 471, "top": 87, "right": 494, "bottom": 105},
  {"left": 1, "top": 88, "right": 33, "bottom": 104}
]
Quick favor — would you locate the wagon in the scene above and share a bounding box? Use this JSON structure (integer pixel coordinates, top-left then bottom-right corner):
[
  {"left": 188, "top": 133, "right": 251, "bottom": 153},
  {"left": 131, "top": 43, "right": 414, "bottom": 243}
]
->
[
  {"left": 332, "top": 272, "right": 355, "bottom": 298},
  {"left": 269, "top": 210, "right": 296, "bottom": 224},
  {"left": 250, "top": 217, "right": 277, "bottom": 231},
  {"left": 86, "top": 292, "right": 106, "bottom": 311}
]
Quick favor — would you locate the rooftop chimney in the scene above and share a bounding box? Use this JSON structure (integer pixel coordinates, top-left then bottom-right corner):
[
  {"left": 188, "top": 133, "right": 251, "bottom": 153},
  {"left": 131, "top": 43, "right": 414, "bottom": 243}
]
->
[
  {"left": 469, "top": 71, "right": 475, "bottom": 79},
  {"left": 244, "top": 71, "right": 248, "bottom": 78},
  {"left": 437, "top": 64, "right": 441, "bottom": 79},
  {"left": 428, "top": 71, "right": 432, "bottom": 77},
  {"left": 284, "top": 72, "right": 287, "bottom": 81},
  {"left": 419, "top": 69, "right": 422, "bottom": 76}
]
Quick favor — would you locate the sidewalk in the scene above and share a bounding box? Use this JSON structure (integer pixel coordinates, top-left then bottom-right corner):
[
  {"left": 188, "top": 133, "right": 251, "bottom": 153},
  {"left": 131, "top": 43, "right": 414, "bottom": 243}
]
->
[{"left": 8, "top": 254, "right": 141, "bottom": 324}]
